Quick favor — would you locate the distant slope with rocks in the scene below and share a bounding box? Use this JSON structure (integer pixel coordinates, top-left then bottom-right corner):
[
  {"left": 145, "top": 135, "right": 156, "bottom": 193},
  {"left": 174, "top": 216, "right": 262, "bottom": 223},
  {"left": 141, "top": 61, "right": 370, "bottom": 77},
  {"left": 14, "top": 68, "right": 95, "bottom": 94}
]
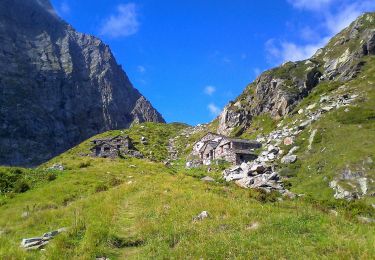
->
[
  {"left": 217, "top": 13, "right": 375, "bottom": 136},
  {"left": 0, "top": 0, "right": 164, "bottom": 166}
]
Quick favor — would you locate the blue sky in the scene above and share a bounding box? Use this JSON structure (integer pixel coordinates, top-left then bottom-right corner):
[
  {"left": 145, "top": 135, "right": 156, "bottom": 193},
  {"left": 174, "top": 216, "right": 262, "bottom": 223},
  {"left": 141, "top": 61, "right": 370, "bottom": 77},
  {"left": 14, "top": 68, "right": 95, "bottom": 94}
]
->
[{"left": 50, "top": 0, "right": 375, "bottom": 125}]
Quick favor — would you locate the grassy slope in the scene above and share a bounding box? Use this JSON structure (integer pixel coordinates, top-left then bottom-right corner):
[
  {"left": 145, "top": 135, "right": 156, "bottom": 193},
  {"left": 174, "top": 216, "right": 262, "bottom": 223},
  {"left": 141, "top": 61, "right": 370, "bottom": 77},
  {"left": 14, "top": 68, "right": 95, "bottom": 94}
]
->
[
  {"left": 280, "top": 56, "right": 375, "bottom": 205},
  {"left": 1, "top": 156, "right": 375, "bottom": 259},
  {"left": 49, "top": 122, "right": 188, "bottom": 164},
  {"left": 0, "top": 117, "right": 375, "bottom": 259}
]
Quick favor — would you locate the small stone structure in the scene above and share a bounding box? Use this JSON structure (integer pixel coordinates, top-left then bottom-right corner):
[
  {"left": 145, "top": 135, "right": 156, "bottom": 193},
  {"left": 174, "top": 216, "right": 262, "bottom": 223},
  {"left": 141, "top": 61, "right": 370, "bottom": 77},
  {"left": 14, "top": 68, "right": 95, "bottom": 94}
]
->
[
  {"left": 192, "top": 133, "right": 261, "bottom": 165},
  {"left": 90, "top": 135, "right": 142, "bottom": 159}
]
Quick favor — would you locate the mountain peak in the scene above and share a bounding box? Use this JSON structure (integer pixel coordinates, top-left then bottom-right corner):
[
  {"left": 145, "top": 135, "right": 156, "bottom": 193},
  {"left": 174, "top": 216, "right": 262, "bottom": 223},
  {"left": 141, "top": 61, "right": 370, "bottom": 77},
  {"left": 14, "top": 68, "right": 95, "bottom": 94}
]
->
[{"left": 0, "top": 0, "right": 164, "bottom": 166}]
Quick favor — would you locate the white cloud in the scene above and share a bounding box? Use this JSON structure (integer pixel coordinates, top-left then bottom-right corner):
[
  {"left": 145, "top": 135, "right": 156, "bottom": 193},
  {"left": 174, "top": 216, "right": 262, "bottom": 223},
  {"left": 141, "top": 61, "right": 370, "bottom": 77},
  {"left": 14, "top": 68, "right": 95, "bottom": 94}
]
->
[
  {"left": 267, "top": 0, "right": 375, "bottom": 64},
  {"left": 287, "top": 0, "right": 335, "bottom": 10},
  {"left": 208, "top": 103, "right": 221, "bottom": 116},
  {"left": 59, "top": 1, "right": 70, "bottom": 15},
  {"left": 324, "top": 1, "right": 375, "bottom": 35},
  {"left": 137, "top": 65, "right": 146, "bottom": 73},
  {"left": 204, "top": 85, "right": 216, "bottom": 96},
  {"left": 253, "top": 68, "right": 261, "bottom": 77},
  {"left": 100, "top": 3, "right": 139, "bottom": 38},
  {"left": 265, "top": 37, "right": 330, "bottom": 63},
  {"left": 222, "top": 57, "right": 232, "bottom": 64}
]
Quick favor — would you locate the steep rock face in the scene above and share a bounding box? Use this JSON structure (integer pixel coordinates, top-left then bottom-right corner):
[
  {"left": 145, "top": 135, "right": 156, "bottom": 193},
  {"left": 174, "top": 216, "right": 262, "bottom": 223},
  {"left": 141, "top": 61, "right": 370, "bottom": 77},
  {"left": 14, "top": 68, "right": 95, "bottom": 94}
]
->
[
  {"left": 217, "top": 12, "right": 375, "bottom": 136},
  {"left": 0, "top": 0, "right": 164, "bottom": 166}
]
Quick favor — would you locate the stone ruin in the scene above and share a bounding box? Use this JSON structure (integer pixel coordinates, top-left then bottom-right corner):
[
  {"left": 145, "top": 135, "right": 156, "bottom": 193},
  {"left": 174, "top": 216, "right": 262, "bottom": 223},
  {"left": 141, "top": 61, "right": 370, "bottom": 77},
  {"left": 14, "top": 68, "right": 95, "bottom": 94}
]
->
[{"left": 90, "top": 135, "right": 143, "bottom": 159}]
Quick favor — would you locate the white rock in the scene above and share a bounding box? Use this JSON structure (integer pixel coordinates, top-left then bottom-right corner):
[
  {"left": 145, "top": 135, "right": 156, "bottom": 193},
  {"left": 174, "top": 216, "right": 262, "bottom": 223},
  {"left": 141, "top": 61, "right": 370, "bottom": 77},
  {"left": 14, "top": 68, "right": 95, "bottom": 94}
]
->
[
  {"left": 193, "top": 211, "right": 209, "bottom": 221},
  {"left": 267, "top": 153, "right": 276, "bottom": 160},
  {"left": 320, "top": 96, "right": 330, "bottom": 103},
  {"left": 321, "top": 106, "right": 334, "bottom": 112},
  {"left": 240, "top": 162, "right": 250, "bottom": 173},
  {"left": 306, "top": 103, "right": 316, "bottom": 110},
  {"left": 281, "top": 155, "right": 297, "bottom": 164},
  {"left": 308, "top": 129, "right": 317, "bottom": 150},
  {"left": 201, "top": 176, "right": 215, "bottom": 182},
  {"left": 288, "top": 146, "right": 299, "bottom": 156}
]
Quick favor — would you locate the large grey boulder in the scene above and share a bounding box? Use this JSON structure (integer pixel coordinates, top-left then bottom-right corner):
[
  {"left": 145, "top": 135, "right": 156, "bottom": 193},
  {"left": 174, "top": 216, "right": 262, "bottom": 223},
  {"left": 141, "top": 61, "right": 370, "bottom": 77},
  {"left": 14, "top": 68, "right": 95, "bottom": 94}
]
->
[
  {"left": 0, "top": 0, "right": 164, "bottom": 167},
  {"left": 281, "top": 155, "right": 297, "bottom": 164}
]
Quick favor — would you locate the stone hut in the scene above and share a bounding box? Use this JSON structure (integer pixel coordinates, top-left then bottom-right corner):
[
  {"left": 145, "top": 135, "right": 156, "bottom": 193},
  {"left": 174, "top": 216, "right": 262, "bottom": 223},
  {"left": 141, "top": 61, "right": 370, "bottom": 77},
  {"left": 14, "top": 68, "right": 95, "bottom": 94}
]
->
[
  {"left": 193, "top": 132, "right": 261, "bottom": 165},
  {"left": 90, "top": 135, "right": 141, "bottom": 158}
]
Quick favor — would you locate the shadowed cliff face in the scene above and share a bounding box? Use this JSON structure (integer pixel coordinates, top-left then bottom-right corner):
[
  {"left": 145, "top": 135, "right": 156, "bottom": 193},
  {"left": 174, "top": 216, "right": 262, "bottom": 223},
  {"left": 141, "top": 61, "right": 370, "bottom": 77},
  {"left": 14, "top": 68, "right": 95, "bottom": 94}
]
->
[{"left": 0, "top": 0, "right": 165, "bottom": 166}]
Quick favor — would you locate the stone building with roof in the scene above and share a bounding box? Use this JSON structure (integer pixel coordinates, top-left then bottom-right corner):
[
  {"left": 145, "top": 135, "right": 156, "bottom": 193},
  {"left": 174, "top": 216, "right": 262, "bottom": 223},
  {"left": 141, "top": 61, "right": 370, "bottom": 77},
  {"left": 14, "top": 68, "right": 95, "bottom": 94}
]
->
[{"left": 192, "top": 133, "right": 261, "bottom": 165}]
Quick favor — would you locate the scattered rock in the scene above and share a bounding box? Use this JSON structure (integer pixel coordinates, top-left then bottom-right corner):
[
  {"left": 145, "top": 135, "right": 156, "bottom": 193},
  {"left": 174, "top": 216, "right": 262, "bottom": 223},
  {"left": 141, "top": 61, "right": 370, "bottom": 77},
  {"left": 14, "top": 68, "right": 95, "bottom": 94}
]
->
[
  {"left": 366, "top": 157, "right": 373, "bottom": 165},
  {"left": 267, "top": 145, "right": 279, "bottom": 154},
  {"left": 128, "top": 165, "right": 137, "bottom": 168},
  {"left": 21, "top": 211, "right": 30, "bottom": 218},
  {"left": 329, "top": 180, "right": 358, "bottom": 200},
  {"left": 287, "top": 146, "right": 299, "bottom": 156},
  {"left": 250, "top": 164, "right": 266, "bottom": 174},
  {"left": 223, "top": 166, "right": 248, "bottom": 181},
  {"left": 246, "top": 222, "right": 260, "bottom": 230},
  {"left": 308, "top": 129, "right": 317, "bottom": 150},
  {"left": 298, "top": 120, "right": 312, "bottom": 130},
  {"left": 298, "top": 109, "right": 304, "bottom": 114},
  {"left": 48, "top": 163, "right": 64, "bottom": 171},
  {"left": 281, "top": 155, "right": 297, "bottom": 164},
  {"left": 267, "top": 153, "right": 276, "bottom": 160},
  {"left": 306, "top": 103, "right": 316, "bottom": 110},
  {"left": 141, "top": 136, "right": 148, "bottom": 145},
  {"left": 193, "top": 211, "right": 209, "bottom": 222},
  {"left": 329, "top": 209, "right": 338, "bottom": 217},
  {"left": 164, "top": 161, "right": 171, "bottom": 167},
  {"left": 283, "top": 137, "right": 294, "bottom": 146},
  {"left": 320, "top": 96, "right": 330, "bottom": 103},
  {"left": 357, "top": 216, "right": 375, "bottom": 224},
  {"left": 185, "top": 160, "right": 201, "bottom": 169},
  {"left": 201, "top": 176, "right": 215, "bottom": 182},
  {"left": 20, "top": 228, "right": 67, "bottom": 250},
  {"left": 321, "top": 106, "right": 334, "bottom": 112}
]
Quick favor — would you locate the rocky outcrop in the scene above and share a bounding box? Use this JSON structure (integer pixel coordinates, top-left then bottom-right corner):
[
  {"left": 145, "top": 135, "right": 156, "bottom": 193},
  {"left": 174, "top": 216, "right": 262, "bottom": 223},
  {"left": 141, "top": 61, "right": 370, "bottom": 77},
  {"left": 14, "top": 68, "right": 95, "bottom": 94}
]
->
[
  {"left": 217, "top": 12, "right": 375, "bottom": 136},
  {"left": 0, "top": 0, "right": 164, "bottom": 166},
  {"left": 20, "top": 227, "right": 67, "bottom": 250}
]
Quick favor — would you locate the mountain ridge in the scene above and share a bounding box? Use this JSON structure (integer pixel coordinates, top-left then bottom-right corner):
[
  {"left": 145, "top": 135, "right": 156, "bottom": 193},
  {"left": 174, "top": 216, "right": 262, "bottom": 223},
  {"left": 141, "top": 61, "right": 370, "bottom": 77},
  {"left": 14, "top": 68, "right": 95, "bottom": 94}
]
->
[
  {"left": 216, "top": 12, "right": 375, "bottom": 136},
  {"left": 0, "top": 0, "right": 165, "bottom": 167}
]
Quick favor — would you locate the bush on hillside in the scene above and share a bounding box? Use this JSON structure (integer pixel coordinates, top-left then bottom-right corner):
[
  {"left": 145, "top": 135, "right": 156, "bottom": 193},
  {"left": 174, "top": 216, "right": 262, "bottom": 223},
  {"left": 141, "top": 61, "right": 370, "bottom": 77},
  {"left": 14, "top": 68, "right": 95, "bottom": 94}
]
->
[{"left": 14, "top": 180, "right": 30, "bottom": 193}]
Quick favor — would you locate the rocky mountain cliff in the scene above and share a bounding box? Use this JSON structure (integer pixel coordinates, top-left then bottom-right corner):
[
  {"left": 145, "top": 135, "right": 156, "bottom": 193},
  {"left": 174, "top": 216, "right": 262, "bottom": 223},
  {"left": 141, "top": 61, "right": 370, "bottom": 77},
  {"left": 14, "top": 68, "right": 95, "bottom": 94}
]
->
[
  {"left": 0, "top": 0, "right": 165, "bottom": 166},
  {"left": 218, "top": 13, "right": 375, "bottom": 135}
]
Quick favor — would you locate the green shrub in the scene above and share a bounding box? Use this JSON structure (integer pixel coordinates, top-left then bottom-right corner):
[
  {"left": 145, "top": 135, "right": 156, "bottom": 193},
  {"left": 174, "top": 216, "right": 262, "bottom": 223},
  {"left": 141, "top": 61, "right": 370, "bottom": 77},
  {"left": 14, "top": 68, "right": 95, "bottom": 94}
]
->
[
  {"left": 14, "top": 180, "right": 30, "bottom": 193},
  {"left": 249, "top": 189, "right": 280, "bottom": 203},
  {"left": 109, "top": 177, "right": 123, "bottom": 187},
  {"left": 78, "top": 160, "right": 91, "bottom": 168},
  {"left": 46, "top": 172, "right": 57, "bottom": 181},
  {"left": 94, "top": 183, "right": 109, "bottom": 193}
]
